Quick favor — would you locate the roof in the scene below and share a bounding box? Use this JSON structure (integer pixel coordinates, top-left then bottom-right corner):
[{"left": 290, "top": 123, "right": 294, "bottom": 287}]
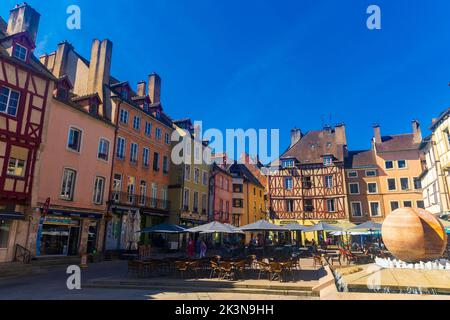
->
[
  {"left": 345, "top": 150, "right": 376, "bottom": 169},
  {"left": 228, "top": 163, "right": 264, "bottom": 189},
  {"left": 71, "top": 92, "right": 102, "bottom": 103},
  {"left": 280, "top": 129, "right": 346, "bottom": 164},
  {"left": 375, "top": 134, "right": 420, "bottom": 153},
  {"left": 430, "top": 108, "right": 450, "bottom": 131}
]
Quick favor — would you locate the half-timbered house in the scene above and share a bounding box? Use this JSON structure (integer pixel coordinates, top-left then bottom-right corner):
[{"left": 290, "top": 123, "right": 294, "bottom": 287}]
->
[{"left": 268, "top": 125, "right": 349, "bottom": 232}]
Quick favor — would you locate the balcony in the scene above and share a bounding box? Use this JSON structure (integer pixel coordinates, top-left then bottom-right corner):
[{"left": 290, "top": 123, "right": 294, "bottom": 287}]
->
[
  {"left": 213, "top": 211, "right": 230, "bottom": 223},
  {"left": 109, "top": 192, "right": 170, "bottom": 211}
]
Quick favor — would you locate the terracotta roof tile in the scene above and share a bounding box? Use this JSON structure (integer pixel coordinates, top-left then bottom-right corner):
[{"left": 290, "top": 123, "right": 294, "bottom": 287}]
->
[
  {"left": 345, "top": 150, "right": 376, "bottom": 168},
  {"left": 375, "top": 134, "right": 419, "bottom": 153}
]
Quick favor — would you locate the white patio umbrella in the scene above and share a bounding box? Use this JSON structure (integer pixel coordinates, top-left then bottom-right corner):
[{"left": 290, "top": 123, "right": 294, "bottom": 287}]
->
[
  {"left": 348, "top": 221, "right": 382, "bottom": 232},
  {"left": 238, "top": 220, "right": 288, "bottom": 232},
  {"left": 187, "top": 221, "right": 243, "bottom": 234}
]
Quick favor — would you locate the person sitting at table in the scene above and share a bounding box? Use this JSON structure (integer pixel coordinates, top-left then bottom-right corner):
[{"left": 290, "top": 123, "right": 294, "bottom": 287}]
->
[{"left": 309, "top": 239, "right": 318, "bottom": 254}]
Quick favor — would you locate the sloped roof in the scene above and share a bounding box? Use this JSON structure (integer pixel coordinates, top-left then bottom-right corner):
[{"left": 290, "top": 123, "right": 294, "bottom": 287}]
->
[
  {"left": 375, "top": 134, "right": 420, "bottom": 153},
  {"left": 228, "top": 163, "right": 264, "bottom": 189},
  {"left": 281, "top": 129, "right": 346, "bottom": 164},
  {"left": 345, "top": 150, "right": 377, "bottom": 169}
]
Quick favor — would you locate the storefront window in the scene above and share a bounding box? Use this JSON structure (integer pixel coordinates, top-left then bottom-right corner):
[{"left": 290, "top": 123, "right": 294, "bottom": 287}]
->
[
  {"left": 87, "top": 222, "right": 98, "bottom": 254},
  {"left": 0, "top": 220, "right": 11, "bottom": 248}
]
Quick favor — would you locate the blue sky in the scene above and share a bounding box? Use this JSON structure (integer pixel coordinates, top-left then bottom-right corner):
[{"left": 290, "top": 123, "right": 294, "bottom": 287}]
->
[{"left": 2, "top": 0, "right": 450, "bottom": 160}]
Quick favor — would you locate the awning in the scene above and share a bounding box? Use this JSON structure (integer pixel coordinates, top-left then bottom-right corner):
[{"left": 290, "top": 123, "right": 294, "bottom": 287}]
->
[
  {"left": 0, "top": 211, "right": 25, "bottom": 220},
  {"left": 139, "top": 223, "right": 187, "bottom": 234},
  {"left": 239, "top": 220, "right": 288, "bottom": 232},
  {"left": 47, "top": 209, "right": 103, "bottom": 220}
]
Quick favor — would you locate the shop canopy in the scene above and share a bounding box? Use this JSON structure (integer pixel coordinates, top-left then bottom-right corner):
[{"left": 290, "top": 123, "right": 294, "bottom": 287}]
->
[
  {"left": 187, "top": 221, "right": 243, "bottom": 234},
  {"left": 348, "top": 221, "right": 382, "bottom": 232},
  {"left": 238, "top": 220, "right": 288, "bottom": 232},
  {"left": 0, "top": 211, "right": 25, "bottom": 220},
  {"left": 305, "top": 222, "right": 342, "bottom": 232},
  {"left": 139, "top": 223, "right": 187, "bottom": 234},
  {"left": 284, "top": 223, "right": 308, "bottom": 231}
]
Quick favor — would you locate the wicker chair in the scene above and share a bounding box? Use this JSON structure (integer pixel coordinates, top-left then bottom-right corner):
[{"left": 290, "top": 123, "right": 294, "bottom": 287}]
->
[
  {"left": 268, "top": 262, "right": 283, "bottom": 282},
  {"left": 175, "top": 261, "right": 189, "bottom": 279},
  {"left": 220, "top": 261, "right": 234, "bottom": 280},
  {"left": 257, "top": 261, "right": 270, "bottom": 280},
  {"left": 210, "top": 260, "right": 221, "bottom": 279}
]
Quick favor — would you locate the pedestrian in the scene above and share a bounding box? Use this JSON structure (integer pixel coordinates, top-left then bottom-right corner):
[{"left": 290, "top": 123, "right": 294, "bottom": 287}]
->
[
  {"left": 195, "top": 237, "right": 201, "bottom": 258},
  {"left": 187, "top": 238, "right": 194, "bottom": 258},
  {"left": 200, "top": 240, "right": 207, "bottom": 258}
]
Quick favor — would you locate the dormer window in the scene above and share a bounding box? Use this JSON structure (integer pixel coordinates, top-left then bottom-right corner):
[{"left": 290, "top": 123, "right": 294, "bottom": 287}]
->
[
  {"left": 323, "top": 156, "right": 333, "bottom": 166},
  {"left": 89, "top": 103, "right": 98, "bottom": 115},
  {"left": 281, "top": 159, "right": 295, "bottom": 168},
  {"left": 143, "top": 102, "right": 149, "bottom": 112},
  {"left": 121, "top": 89, "right": 128, "bottom": 100},
  {"left": 57, "top": 87, "right": 68, "bottom": 100},
  {"left": 13, "top": 43, "right": 28, "bottom": 61}
]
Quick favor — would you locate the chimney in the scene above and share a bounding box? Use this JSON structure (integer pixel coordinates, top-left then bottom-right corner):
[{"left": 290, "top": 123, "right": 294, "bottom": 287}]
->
[
  {"left": 334, "top": 123, "right": 347, "bottom": 145},
  {"left": 137, "top": 81, "right": 146, "bottom": 97},
  {"left": 7, "top": 3, "right": 40, "bottom": 45},
  {"left": 148, "top": 73, "right": 161, "bottom": 104},
  {"left": 412, "top": 120, "right": 422, "bottom": 143},
  {"left": 87, "top": 39, "right": 112, "bottom": 93},
  {"left": 290, "top": 128, "right": 302, "bottom": 148},
  {"left": 53, "top": 41, "right": 73, "bottom": 78},
  {"left": 373, "top": 124, "right": 382, "bottom": 144}
]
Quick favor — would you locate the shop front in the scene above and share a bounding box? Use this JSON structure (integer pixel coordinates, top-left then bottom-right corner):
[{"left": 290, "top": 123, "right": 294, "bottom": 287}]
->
[
  {"left": 105, "top": 206, "right": 140, "bottom": 251},
  {"left": 36, "top": 209, "right": 102, "bottom": 257},
  {"left": 0, "top": 205, "right": 29, "bottom": 263}
]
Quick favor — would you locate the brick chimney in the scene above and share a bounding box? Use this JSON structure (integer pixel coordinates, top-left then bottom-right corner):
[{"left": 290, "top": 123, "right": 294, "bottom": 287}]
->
[
  {"left": 373, "top": 124, "right": 382, "bottom": 144},
  {"left": 412, "top": 120, "right": 422, "bottom": 143},
  {"left": 52, "top": 41, "right": 73, "bottom": 78},
  {"left": 148, "top": 73, "right": 161, "bottom": 104},
  {"left": 334, "top": 123, "right": 347, "bottom": 145},
  {"left": 290, "top": 128, "right": 302, "bottom": 148},
  {"left": 0, "top": 17, "right": 7, "bottom": 33},
  {"left": 7, "top": 3, "right": 40, "bottom": 45},
  {"left": 137, "top": 81, "right": 146, "bottom": 97}
]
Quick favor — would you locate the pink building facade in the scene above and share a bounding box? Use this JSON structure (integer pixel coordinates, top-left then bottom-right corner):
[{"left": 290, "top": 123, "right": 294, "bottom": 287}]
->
[{"left": 208, "top": 163, "right": 233, "bottom": 223}]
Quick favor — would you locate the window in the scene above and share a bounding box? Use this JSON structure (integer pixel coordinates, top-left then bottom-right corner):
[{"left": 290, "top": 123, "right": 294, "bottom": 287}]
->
[
  {"left": 142, "top": 147, "right": 150, "bottom": 167},
  {"left": 403, "top": 201, "right": 412, "bottom": 208},
  {"left": 349, "top": 183, "right": 359, "bottom": 194},
  {"left": 155, "top": 127, "right": 162, "bottom": 140},
  {"left": 194, "top": 168, "right": 200, "bottom": 184},
  {"left": 281, "top": 159, "right": 295, "bottom": 168},
  {"left": 92, "top": 176, "right": 105, "bottom": 204},
  {"left": 347, "top": 171, "right": 358, "bottom": 178},
  {"left": 325, "top": 176, "right": 333, "bottom": 188},
  {"left": 116, "top": 137, "right": 125, "bottom": 159},
  {"left": 417, "top": 200, "right": 425, "bottom": 209},
  {"left": 130, "top": 143, "right": 138, "bottom": 163},
  {"left": 413, "top": 177, "right": 421, "bottom": 190},
  {"left": 7, "top": 157, "right": 25, "bottom": 177},
  {"left": 151, "top": 183, "right": 157, "bottom": 207},
  {"left": 202, "top": 171, "right": 208, "bottom": 185},
  {"left": 370, "top": 202, "right": 381, "bottom": 216},
  {"left": 444, "top": 128, "right": 450, "bottom": 148},
  {"left": 145, "top": 122, "right": 152, "bottom": 136},
  {"left": 390, "top": 201, "right": 399, "bottom": 212},
  {"left": 0, "top": 86, "right": 20, "bottom": 116},
  {"left": 133, "top": 116, "right": 140, "bottom": 131},
  {"left": 387, "top": 178, "right": 396, "bottom": 191},
  {"left": 351, "top": 202, "right": 362, "bottom": 217},
  {"left": 226, "top": 201, "right": 230, "bottom": 214},
  {"left": 183, "top": 188, "right": 190, "bottom": 210},
  {"left": 202, "top": 194, "right": 207, "bottom": 214},
  {"left": 119, "top": 109, "right": 129, "bottom": 124},
  {"left": 285, "top": 177, "right": 293, "bottom": 190},
  {"left": 67, "top": 127, "right": 82, "bottom": 152},
  {"left": 184, "top": 165, "right": 191, "bottom": 180},
  {"left": 286, "top": 199, "right": 294, "bottom": 212},
  {"left": 153, "top": 152, "right": 160, "bottom": 171},
  {"left": 365, "top": 170, "right": 377, "bottom": 177},
  {"left": 327, "top": 199, "right": 335, "bottom": 212},
  {"left": 161, "top": 187, "right": 168, "bottom": 209},
  {"left": 397, "top": 160, "right": 407, "bottom": 169},
  {"left": 304, "top": 199, "right": 313, "bottom": 212},
  {"left": 163, "top": 156, "right": 169, "bottom": 174},
  {"left": 367, "top": 182, "right": 377, "bottom": 194},
  {"left": 302, "top": 176, "right": 312, "bottom": 189},
  {"left": 233, "top": 199, "right": 243, "bottom": 208},
  {"left": 60, "top": 169, "right": 76, "bottom": 200},
  {"left": 98, "top": 138, "right": 110, "bottom": 161},
  {"left": 139, "top": 181, "right": 147, "bottom": 205},
  {"left": 121, "top": 90, "right": 128, "bottom": 100},
  {"left": 165, "top": 132, "right": 170, "bottom": 144},
  {"left": 111, "top": 174, "right": 122, "bottom": 202},
  {"left": 400, "top": 177, "right": 409, "bottom": 191},
  {"left": 385, "top": 161, "right": 394, "bottom": 170},
  {"left": 127, "top": 176, "right": 135, "bottom": 203},
  {"left": 0, "top": 219, "right": 11, "bottom": 248},
  {"left": 233, "top": 184, "right": 243, "bottom": 193},
  {"left": 193, "top": 191, "right": 199, "bottom": 212},
  {"left": 323, "top": 156, "right": 332, "bottom": 166},
  {"left": 13, "top": 43, "right": 28, "bottom": 61}
]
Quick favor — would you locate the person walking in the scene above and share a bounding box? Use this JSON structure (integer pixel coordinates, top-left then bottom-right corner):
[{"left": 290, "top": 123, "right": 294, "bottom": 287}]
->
[
  {"left": 187, "top": 238, "right": 194, "bottom": 258},
  {"left": 200, "top": 240, "right": 207, "bottom": 258}
]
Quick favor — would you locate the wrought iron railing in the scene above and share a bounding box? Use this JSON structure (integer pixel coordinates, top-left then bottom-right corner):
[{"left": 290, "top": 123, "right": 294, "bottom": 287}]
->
[
  {"left": 14, "top": 244, "right": 31, "bottom": 264},
  {"left": 109, "top": 191, "right": 170, "bottom": 211}
]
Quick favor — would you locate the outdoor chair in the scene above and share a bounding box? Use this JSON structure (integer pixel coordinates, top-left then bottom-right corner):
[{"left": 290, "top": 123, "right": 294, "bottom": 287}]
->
[
  {"left": 209, "top": 261, "right": 221, "bottom": 279},
  {"left": 281, "top": 260, "right": 295, "bottom": 282},
  {"left": 174, "top": 261, "right": 189, "bottom": 279},
  {"left": 324, "top": 252, "right": 342, "bottom": 266},
  {"left": 268, "top": 262, "right": 284, "bottom": 282},
  {"left": 245, "top": 255, "right": 257, "bottom": 270},
  {"left": 233, "top": 260, "right": 246, "bottom": 280},
  {"left": 257, "top": 261, "right": 270, "bottom": 280},
  {"left": 220, "top": 261, "right": 234, "bottom": 280},
  {"left": 127, "top": 260, "right": 144, "bottom": 278},
  {"left": 312, "top": 254, "right": 323, "bottom": 268},
  {"left": 188, "top": 260, "right": 202, "bottom": 279}
]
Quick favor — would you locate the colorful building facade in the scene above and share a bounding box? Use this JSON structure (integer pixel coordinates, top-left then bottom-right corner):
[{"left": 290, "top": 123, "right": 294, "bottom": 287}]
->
[{"left": 208, "top": 163, "right": 233, "bottom": 223}]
